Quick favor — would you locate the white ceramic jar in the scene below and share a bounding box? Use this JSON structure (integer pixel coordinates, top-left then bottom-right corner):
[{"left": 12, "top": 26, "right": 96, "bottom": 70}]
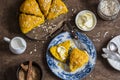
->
[
  {"left": 97, "top": 0, "right": 120, "bottom": 20},
  {"left": 75, "top": 10, "right": 97, "bottom": 31}
]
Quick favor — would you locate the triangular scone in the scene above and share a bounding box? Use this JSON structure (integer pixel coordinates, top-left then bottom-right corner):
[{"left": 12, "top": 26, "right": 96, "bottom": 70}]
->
[
  {"left": 70, "top": 48, "right": 89, "bottom": 72},
  {"left": 47, "top": 0, "right": 68, "bottom": 20},
  {"left": 38, "top": 0, "right": 52, "bottom": 17},
  {"left": 19, "top": 13, "right": 44, "bottom": 34},
  {"left": 20, "top": 0, "right": 44, "bottom": 17},
  {"left": 50, "top": 40, "right": 70, "bottom": 62}
]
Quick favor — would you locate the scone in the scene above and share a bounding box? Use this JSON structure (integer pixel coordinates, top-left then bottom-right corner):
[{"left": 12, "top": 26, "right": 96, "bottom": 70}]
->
[
  {"left": 19, "top": 13, "right": 44, "bottom": 34},
  {"left": 20, "top": 0, "right": 44, "bottom": 17},
  {"left": 47, "top": 0, "right": 68, "bottom": 20},
  {"left": 50, "top": 40, "right": 71, "bottom": 62},
  {"left": 70, "top": 48, "right": 89, "bottom": 72},
  {"left": 38, "top": 0, "right": 52, "bottom": 17}
]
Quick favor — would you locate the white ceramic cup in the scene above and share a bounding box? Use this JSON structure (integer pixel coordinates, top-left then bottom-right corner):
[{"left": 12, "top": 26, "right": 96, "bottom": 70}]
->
[{"left": 3, "top": 37, "right": 27, "bottom": 54}]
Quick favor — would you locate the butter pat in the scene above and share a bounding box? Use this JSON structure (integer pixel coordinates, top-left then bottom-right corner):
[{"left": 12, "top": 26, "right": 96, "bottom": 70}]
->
[
  {"left": 75, "top": 10, "right": 97, "bottom": 31},
  {"left": 57, "top": 46, "right": 66, "bottom": 60}
]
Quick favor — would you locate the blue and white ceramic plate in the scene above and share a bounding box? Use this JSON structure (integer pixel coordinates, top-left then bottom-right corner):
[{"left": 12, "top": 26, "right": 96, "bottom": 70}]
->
[{"left": 46, "top": 32, "right": 96, "bottom": 80}]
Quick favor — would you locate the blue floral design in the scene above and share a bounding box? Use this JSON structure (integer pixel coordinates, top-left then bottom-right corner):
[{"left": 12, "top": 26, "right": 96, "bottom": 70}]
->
[{"left": 46, "top": 32, "right": 97, "bottom": 80}]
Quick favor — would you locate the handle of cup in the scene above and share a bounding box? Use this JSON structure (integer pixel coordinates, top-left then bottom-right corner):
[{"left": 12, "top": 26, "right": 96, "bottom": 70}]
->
[{"left": 3, "top": 37, "right": 11, "bottom": 43}]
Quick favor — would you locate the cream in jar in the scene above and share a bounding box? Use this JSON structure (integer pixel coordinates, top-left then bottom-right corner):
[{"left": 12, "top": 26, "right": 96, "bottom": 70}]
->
[{"left": 75, "top": 10, "right": 97, "bottom": 31}]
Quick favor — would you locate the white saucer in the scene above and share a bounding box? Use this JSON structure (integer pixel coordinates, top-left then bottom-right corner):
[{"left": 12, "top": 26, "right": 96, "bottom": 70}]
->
[{"left": 107, "top": 35, "right": 120, "bottom": 71}]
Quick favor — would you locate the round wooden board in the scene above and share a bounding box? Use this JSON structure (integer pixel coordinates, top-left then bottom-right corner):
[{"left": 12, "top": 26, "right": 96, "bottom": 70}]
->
[
  {"left": 25, "top": 0, "right": 84, "bottom": 40},
  {"left": 25, "top": 14, "right": 67, "bottom": 40}
]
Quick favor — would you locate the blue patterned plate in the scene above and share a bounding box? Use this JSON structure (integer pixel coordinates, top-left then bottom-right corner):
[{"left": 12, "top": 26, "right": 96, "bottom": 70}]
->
[{"left": 46, "top": 32, "right": 96, "bottom": 80}]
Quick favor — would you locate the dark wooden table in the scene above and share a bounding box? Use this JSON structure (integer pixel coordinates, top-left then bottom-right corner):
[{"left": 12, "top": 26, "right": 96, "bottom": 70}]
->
[{"left": 0, "top": 0, "right": 120, "bottom": 80}]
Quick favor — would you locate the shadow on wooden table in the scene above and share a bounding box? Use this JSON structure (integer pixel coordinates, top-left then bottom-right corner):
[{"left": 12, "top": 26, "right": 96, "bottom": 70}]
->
[
  {"left": 0, "top": 40, "right": 9, "bottom": 52},
  {"left": 41, "top": 40, "right": 61, "bottom": 80},
  {"left": 4, "top": 65, "right": 18, "bottom": 80},
  {"left": 1, "top": 0, "right": 24, "bottom": 34}
]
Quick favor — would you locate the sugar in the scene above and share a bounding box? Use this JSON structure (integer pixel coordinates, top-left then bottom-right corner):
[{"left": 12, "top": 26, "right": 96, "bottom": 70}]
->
[
  {"left": 93, "top": 39, "right": 101, "bottom": 42},
  {"left": 42, "top": 41, "right": 45, "bottom": 43},
  {"left": 30, "top": 51, "right": 33, "bottom": 55},
  {"left": 99, "top": 0, "right": 119, "bottom": 16},
  {"left": 34, "top": 48, "right": 37, "bottom": 52},
  {"left": 93, "top": 32, "right": 101, "bottom": 38},
  {"left": 103, "top": 31, "right": 109, "bottom": 38}
]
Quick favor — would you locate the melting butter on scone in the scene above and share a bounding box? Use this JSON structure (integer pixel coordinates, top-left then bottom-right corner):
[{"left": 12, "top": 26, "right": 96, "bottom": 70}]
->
[
  {"left": 19, "top": 13, "right": 44, "bottom": 34},
  {"left": 70, "top": 48, "right": 89, "bottom": 72},
  {"left": 38, "top": 0, "right": 52, "bottom": 17},
  {"left": 20, "top": 0, "right": 44, "bottom": 17},
  {"left": 47, "top": 0, "right": 68, "bottom": 20},
  {"left": 50, "top": 40, "right": 71, "bottom": 62}
]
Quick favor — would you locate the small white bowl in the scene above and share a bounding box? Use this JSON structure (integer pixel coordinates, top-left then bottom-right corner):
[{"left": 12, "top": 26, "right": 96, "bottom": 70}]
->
[{"left": 75, "top": 10, "right": 97, "bottom": 31}]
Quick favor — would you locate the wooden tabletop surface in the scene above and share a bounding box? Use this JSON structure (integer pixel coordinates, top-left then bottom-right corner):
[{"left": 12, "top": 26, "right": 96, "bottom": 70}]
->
[{"left": 0, "top": 0, "right": 120, "bottom": 80}]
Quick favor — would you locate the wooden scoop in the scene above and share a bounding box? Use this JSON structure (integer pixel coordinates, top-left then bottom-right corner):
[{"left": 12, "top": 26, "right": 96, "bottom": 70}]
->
[{"left": 26, "top": 61, "right": 32, "bottom": 80}]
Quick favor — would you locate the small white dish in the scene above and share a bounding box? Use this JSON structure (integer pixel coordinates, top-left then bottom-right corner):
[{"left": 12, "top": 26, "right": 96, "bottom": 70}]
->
[
  {"left": 3, "top": 37, "right": 27, "bottom": 54},
  {"left": 75, "top": 10, "right": 97, "bottom": 31},
  {"left": 106, "top": 35, "right": 120, "bottom": 71}
]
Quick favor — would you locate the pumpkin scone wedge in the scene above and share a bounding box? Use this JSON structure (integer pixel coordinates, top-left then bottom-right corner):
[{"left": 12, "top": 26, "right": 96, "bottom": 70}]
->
[
  {"left": 19, "top": 13, "right": 45, "bottom": 34},
  {"left": 70, "top": 48, "right": 89, "bottom": 72},
  {"left": 20, "top": 0, "right": 44, "bottom": 17},
  {"left": 38, "top": 0, "right": 52, "bottom": 17},
  {"left": 47, "top": 0, "right": 68, "bottom": 20},
  {"left": 50, "top": 40, "right": 71, "bottom": 62}
]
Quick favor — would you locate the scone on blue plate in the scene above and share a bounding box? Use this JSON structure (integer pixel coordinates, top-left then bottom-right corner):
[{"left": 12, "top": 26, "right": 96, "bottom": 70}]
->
[
  {"left": 50, "top": 40, "right": 71, "bottom": 62},
  {"left": 70, "top": 48, "right": 89, "bottom": 72}
]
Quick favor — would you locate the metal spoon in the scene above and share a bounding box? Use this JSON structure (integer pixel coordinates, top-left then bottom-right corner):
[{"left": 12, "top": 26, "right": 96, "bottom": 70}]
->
[
  {"left": 102, "top": 48, "right": 120, "bottom": 61},
  {"left": 109, "top": 42, "right": 120, "bottom": 55},
  {"left": 102, "top": 53, "right": 120, "bottom": 62}
]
